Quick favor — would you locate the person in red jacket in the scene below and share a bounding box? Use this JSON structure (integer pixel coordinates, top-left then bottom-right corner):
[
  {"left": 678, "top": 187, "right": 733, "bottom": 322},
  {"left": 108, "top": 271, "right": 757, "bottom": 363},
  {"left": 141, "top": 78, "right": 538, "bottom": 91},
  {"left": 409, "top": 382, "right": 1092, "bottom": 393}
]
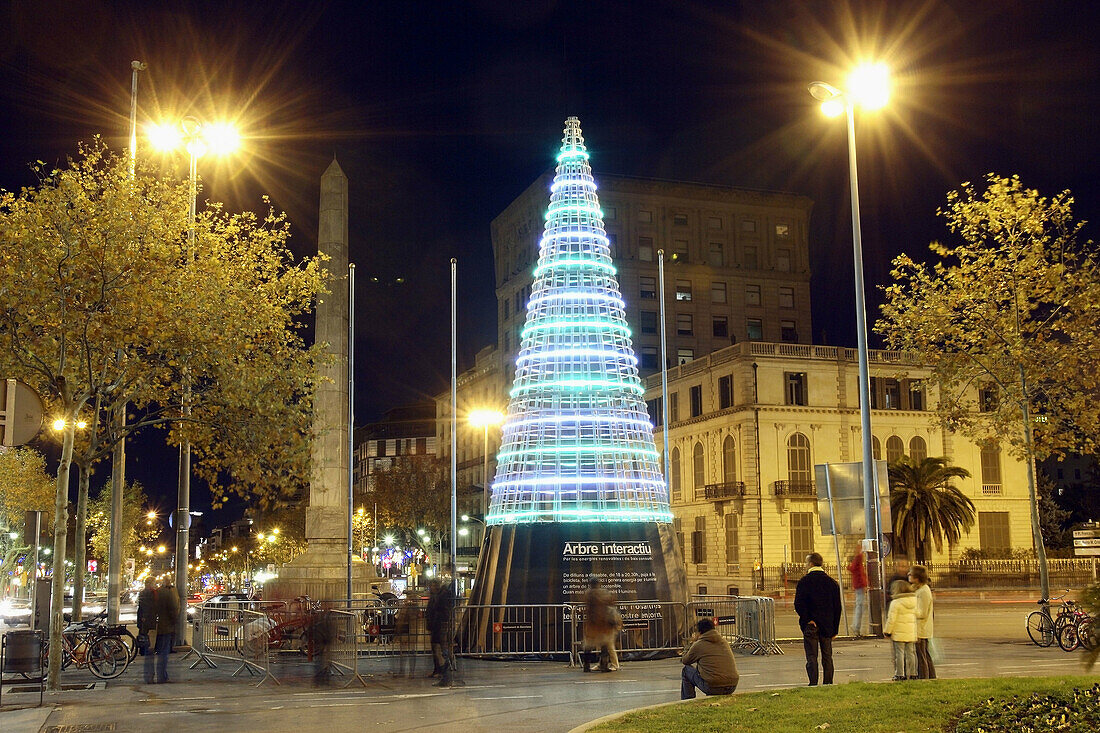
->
[{"left": 848, "top": 548, "right": 868, "bottom": 638}]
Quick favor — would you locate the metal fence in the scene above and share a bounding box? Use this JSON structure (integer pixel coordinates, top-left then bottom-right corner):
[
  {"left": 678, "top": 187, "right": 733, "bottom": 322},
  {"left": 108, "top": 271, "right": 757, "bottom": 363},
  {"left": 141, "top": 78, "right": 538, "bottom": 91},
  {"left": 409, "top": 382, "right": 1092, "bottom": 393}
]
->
[
  {"left": 458, "top": 604, "right": 573, "bottom": 661},
  {"left": 687, "top": 596, "right": 782, "bottom": 655},
  {"left": 190, "top": 602, "right": 278, "bottom": 686}
]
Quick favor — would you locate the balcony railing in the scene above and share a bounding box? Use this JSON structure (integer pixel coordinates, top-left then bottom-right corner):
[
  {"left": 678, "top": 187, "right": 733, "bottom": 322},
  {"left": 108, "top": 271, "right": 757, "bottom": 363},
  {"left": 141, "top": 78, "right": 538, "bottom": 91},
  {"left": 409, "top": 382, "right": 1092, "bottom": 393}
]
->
[
  {"left": 774, "top": 480, "right": 816, "bottom": 497},
  {"left": 698, "top": 481, "right": 747, "bottom": 500}
]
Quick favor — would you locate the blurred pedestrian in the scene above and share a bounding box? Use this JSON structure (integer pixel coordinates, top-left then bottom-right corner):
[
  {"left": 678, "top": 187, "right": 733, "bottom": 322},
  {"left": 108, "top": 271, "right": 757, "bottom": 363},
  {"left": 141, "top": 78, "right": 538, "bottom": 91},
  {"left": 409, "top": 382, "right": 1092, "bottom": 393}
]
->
[
  {"left": 312, "top": 610, "right": 337, "bottom": 686},
  {"left": 794, "top": 553, "right": 842, "bottom": 686},
  {"left": 909, "top": 564, "right": 936, "bottom": 679},
  {"left": 137, "top": 578, "right": 157, "bottom": 684},
  {"left": 680, "top": 618, "right": 738, "bottom": 699},
  {"left": 426, "top": 578, "right": 455, "bottom": 686},
  {"left": 848, "top": 548, "right": 868, "bottom": 638},
  {"left": 154, "top": 580, "right": 180, "bottom": 683},
  {"left": 883, "top": 580, "right": 918, "bottom": 680},
  {"left": 392, "top": 594, "right": 418, "bottom": 678},
  {"left": 885, "top": 557, "right": 911, "bottom": 610},
  {"left": 582, "top": 577, "right": 621, "bottom": 673}
]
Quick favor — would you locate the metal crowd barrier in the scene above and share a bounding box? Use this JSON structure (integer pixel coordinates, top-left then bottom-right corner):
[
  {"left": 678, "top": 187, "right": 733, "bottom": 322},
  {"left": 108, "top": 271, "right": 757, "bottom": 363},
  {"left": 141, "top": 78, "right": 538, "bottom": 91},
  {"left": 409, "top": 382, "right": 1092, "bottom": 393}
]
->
[
  {"left": 191, "top": 602, "right": 279, "bottom": 686},
  {"left": 457, "top": 604, "right": 574, "bottom": 662},
  {"left": 566, "top": 601, "right": 687, "bottom": 663},
  {"left": 316, "top": 609, "right": 367, "bottom": 687},
  {"left": 687, "top": 595, "right": 783, "bottom": 655}
]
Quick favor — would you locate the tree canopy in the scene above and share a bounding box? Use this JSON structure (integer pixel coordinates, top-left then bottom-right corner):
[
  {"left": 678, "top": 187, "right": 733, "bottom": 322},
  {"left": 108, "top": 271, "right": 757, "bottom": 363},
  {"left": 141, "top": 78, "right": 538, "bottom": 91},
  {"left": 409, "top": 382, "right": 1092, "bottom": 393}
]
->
[
  {"left": 0, "top": 446, "right": 55, "bottom": 531},
  {"left": 888, "top": 455, "right": 975, "bottom": 562},
  {"left": 370, "top": 456, "right": 450, "bottom": 550}
]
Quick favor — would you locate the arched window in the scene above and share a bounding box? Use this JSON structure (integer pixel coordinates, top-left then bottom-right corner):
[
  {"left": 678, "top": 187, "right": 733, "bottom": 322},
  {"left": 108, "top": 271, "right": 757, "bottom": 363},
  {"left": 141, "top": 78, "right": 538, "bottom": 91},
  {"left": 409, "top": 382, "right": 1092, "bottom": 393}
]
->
[
  {"left": 872, "top": 435, "right": 881, "bottom": 460},
  {"left": 693, "top": 442, "right": 705, "bottom": 491},
  {"left": 909, "top": 435, "right": 928, "bottom": 462},
  {"left": 723, "top": 435, "right": 737, "bottom": 483},
  {"left": 670, "top": 447, "right": 681, "bottom": 501},
  {"left": 787, "top": 432, "right": 811, "bottom": 484},
  {"left": 886, "top": 435, "right": 904, "bottom": 463}
]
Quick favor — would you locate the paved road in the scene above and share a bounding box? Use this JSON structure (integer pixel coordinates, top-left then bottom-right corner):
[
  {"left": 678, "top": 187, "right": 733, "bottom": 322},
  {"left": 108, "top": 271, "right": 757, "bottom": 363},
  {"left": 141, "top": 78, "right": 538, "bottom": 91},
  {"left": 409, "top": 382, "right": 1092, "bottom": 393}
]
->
[{"left": 5, "top": 599, "right": 1093, "bottom": 733}]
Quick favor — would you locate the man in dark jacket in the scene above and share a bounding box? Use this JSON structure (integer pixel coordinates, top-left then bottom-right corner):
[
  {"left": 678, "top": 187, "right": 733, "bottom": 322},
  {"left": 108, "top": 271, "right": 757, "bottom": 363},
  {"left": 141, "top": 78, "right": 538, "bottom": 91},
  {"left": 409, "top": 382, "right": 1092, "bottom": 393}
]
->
[
  {"left": 154, "top": 580, "right": 181, "bottom": 683},
  {"left": 794, "top": 552, "right": 842, "bottom": 686},
  {"left": 426, "top": 579, "right": 454, "bottom": 687},
  {"left": 136, "top": 578, "right": 158, "bottom": 683},
  {"left": 681, "top": 619, "right": 739, "bottom": 699}
]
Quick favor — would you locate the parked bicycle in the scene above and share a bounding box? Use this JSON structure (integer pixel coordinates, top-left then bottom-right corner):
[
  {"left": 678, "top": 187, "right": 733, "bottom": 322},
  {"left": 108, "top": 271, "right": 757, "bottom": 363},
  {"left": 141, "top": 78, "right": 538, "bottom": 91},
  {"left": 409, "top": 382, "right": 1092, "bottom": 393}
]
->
[
  {"left": 1027, "top": 591, "right": 1080, "bottom": 647},
  {"left": 1056, "top": 604, "right": 1098, "bottom": 652},
  {"left": 41, "top": 616, "right": 131, "bottom": 679}
]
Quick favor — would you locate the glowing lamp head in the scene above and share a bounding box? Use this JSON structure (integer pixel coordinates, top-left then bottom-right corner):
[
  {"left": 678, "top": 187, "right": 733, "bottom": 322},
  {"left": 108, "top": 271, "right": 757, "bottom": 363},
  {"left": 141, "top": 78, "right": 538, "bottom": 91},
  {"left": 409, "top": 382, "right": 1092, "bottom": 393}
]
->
[
  {"left": 469, "top": 409, "right": 506, "bottom": 429},
  {"left": 52, "top": 418, "right": 66, "bottom": 431},
  {"left": 820, "top": 99, "right": 845, "bottom": 118},
  {"left": 848, "top": 63, "right": 890, "bottom": 110},
  {"left": 76, "top": 420, "right": 88, "bottom": 430},
  {"left": 203, "top": 122, "right": 240, "bottom": 155},
  {"left": 147, "top": 122, "right": 183, "bottom": 152}
]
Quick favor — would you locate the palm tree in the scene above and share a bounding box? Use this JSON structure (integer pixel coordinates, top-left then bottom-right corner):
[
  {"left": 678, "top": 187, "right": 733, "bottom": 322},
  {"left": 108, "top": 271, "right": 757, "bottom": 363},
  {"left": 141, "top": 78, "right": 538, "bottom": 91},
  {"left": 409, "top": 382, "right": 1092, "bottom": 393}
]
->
[{"left": 889, "top": 456, "right": 976, "bottom": 562}]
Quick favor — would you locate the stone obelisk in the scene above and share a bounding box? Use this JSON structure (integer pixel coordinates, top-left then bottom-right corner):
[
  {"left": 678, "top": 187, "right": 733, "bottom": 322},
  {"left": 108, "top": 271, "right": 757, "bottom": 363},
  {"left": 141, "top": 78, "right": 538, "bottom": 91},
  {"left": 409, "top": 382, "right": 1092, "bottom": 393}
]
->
[{"left": 266, "top": 158, "right": 377, "bottom": 599}]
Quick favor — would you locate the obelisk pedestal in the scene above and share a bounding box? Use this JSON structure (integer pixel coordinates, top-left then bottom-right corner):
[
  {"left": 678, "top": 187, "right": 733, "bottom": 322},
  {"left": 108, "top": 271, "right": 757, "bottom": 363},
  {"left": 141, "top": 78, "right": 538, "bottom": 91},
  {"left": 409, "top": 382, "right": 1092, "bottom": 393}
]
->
[{"left": 266, "top": 158, "right": 378, "bottom": 600}]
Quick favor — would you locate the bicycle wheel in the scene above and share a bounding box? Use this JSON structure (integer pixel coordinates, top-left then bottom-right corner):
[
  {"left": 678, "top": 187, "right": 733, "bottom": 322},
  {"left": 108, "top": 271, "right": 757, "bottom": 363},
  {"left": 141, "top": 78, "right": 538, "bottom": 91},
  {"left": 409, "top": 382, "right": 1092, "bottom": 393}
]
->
[
  {"left": 87, "top": 637, "right": 128, "bottom": 679},
  {"left": 1079, "top": 618, "right": 1098, "bottom": 652},
  {"left": 1057, "top": 623, "right": 1080, "bottom": 651},
  {"left": 1027, "top": 610, "right": 1055, "bottom": 647}
]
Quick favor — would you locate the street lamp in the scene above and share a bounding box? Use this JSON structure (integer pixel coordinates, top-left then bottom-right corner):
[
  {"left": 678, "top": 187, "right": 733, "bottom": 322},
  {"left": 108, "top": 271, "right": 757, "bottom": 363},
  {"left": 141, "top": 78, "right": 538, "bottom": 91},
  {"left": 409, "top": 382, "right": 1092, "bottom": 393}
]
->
[
  {"left": 808, "top": 63, "right": 889, "bottom": 633},
  {"left": 468, "top": 409, "right": 505, "bottom": 517},
  {"left": 149, "top": 116, "right": 240, "bottom": 641}
]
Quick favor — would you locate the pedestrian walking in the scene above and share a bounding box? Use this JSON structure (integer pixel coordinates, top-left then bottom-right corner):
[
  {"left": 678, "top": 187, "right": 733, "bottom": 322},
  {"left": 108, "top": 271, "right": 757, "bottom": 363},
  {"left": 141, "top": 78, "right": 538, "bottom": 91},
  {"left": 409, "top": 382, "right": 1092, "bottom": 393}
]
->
[
  {"left": 312, "top": 610, "right": 338, "bottom": 686},
  {"left": 426, "top": 578, "right": 455, "bottom": 686},
  {"left": 392, "top": 594, "right": 418, "bottom": 678},
  {"left": 153, "top": 579, "right": 180, "bottom": 683},
  {"left": 848, "top": 548, "right": 868, "bottom": 638},
  {"left": 794, "top": 552, "right": 842, "bottom": 686},
  {"left": 883, "top": 580, "right": 918, "bottom": 680},
  {"left": 909, "top": 564, "right": 936, "bottom": 679},
  {"left": 582, "top": 577, "right": 621, "bottom": 673},
  {"left": 680, "top": 618, "right": 739, "bottom": 699},
  {"left": 136, "top": 578, "right": 157, "bottom": 684}
]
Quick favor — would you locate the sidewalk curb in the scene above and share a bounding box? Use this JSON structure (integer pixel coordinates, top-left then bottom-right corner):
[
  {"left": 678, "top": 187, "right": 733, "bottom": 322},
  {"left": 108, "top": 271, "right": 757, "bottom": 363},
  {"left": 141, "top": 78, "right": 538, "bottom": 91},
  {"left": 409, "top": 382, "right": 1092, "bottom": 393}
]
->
[{"left": 567, "top": 698, "right": 694, "bottom": 733}]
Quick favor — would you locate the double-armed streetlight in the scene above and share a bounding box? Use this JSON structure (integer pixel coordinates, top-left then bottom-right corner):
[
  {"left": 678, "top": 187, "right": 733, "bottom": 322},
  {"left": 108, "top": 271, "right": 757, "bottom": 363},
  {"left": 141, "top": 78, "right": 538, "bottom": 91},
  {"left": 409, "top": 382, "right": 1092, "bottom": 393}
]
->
[
  {"left": 808, "top": 63, "right": 890, "bottom": 631},
  {"left": 148, "top": 117, "right": 240, "bottom": 640}
]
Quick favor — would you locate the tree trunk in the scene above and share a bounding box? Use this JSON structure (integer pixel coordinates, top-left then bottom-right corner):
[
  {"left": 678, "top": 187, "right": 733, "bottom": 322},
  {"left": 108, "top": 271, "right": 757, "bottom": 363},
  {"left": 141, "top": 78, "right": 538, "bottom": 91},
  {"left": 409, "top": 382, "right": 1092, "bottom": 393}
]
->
[
  {"left": 1018, "top": 366, "right": 1050, "bottom": 600},
  {"left": 908, "top": 525, "right": 918, "bottom": 563},
  {"left": 47, "top": 424, "right": 75, "bottom": 691},
  {"left": 71, "top": 460, "right": 91, "bottom": 622}
]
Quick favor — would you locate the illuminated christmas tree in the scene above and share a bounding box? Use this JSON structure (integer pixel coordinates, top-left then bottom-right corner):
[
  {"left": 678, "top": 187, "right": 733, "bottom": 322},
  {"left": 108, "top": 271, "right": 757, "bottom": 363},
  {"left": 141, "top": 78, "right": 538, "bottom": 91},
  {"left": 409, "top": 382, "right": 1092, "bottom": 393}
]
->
[{"left": 487, "top": 117, "right": 672, "bottom": 526}]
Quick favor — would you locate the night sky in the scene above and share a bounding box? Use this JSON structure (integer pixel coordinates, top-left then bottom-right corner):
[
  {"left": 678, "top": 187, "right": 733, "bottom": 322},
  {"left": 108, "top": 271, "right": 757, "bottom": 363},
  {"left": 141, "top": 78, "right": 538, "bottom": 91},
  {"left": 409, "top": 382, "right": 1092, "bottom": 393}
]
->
[{"left": 2, "top": 1, "right": 1097, "bottom": 522}]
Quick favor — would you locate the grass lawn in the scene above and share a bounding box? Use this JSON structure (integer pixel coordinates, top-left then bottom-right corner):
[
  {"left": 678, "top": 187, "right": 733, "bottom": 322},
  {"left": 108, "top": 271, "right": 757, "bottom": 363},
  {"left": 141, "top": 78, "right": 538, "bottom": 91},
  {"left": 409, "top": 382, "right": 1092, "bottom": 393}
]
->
[{"left": 592, "top": 676, "right": 1100, "bottom": 733}]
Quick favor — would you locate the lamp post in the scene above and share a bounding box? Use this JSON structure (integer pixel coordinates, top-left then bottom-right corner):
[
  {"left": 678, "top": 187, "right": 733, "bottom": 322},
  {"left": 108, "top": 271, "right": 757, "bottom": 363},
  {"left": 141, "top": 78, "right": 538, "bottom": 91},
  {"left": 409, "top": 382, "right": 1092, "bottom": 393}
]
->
[
  {"left": 149, "top": 117, "right": 240, "bottom": 641},
  {"left": 468, "top": 409, "right": 505, "bottom": 519},
  {"left": 808, "top": 63, "right": 890, "bottom": 635}
]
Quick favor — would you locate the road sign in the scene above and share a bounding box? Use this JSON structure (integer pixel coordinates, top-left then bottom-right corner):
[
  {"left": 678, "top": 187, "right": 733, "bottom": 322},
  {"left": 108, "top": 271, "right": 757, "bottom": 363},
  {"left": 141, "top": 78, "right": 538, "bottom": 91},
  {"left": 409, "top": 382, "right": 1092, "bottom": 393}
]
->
[
  {"left": 87, "top": 559, "right": 98, "bottom": 572},
  {"left": 1073, "top": 538, "right": 1100, "bottom": 547},
  {"left": 1073, "top": 529, "right": 1100, "bottom": 539},
  {"left": 0, "top": 379, "right": 44, "bottom": 446},
  {"left": 1074, "top": 547, "right": 1100, "bottom": 557}
]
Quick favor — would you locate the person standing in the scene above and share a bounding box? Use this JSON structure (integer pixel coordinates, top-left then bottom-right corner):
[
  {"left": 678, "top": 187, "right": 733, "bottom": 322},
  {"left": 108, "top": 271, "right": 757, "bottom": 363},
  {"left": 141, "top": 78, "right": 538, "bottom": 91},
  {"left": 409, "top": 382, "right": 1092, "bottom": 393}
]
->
[
  {"left": 794, "top": 552, "right": 842, "bottom": 686},
  {"left": 154, "top": 579, "right": 180, "bottom": 683},
  {"left": 885, "top": 558, "right": 911, "bottom": 610},
  {"left": 582, "top": 577, "right": 620, "bottom": 673},
  {"left": 426, "top": 579, "right": 455, "bottom": 687},
  {"left": 136, "top": 578, "right": 158, "bottom": 684},
  {"left": 680, "top": 619, "right": 739, "bottom": 699},
  {"left": 848, "top": 548, "right": 868, "bottom": 638},
  {"left": 883, "top": 580, "right": 918, "bottom": 680},
  {"left": 909, "top": 564, "right": 936, "bottom": 679}
]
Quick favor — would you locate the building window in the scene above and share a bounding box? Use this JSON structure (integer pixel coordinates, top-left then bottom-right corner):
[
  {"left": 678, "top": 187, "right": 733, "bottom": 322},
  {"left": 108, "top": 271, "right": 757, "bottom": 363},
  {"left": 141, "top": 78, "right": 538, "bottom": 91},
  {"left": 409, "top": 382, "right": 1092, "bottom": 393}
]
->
[
  {"left": 872, "top": 435, "right": 881, "bottom": 460},
  {"left": 708, "top": 216, "right": 722, "bottom": 229},
  {"left": 741, "top": 219, "right": 757, "bottom": 232},
  {"left": 673, "top": 214, "right": 689, "bottom": 226},
  {"left": 781, "top": 320, "right": 797, "bottom": 343},
  {"left": 978, "top": 512, "right": 1011, "bottom": 555},
  {"left": 676, "top": 313, "right": 694, "bottom": 336},
  {"left": 981, "top": 442, "right": 1002, "bottom": 493},
  {"left": 638, "top": 236, "right": 654, "bottom": 261},
  {"left": 708, "top": 242, "right": 724, "bottom": 267},
  {"left": 776, "top": 247, "right": 791, "bottom": 272},
  {"left": 909, "top": 381, "right": 925, "bottom": 411},
  {"left": 870, "top": 377, "right": 904, "bottom": 410},
  {"left": 785, "top": 372, "right": 807, "bottom": 406},
  {"left": 670, "top": 392, "right": 679, "bottom": 423},
  {"left": 790, "top": 511, "right": 815, "bottom": 559},
  {"left": 909, "top": 435, "right": 927, "bottom": 462},
  {"left": 711, "top": 281, "right": 727, "bottom": 303},
  {"left": 640, "top": 346, "right": 658, "bottom": 371},
  {"left": 640, "top": 276, "right": 656, "bottom": 299},
  {"left": 744, "top": 245, "right": 758, "bottom": 270},
  {"left": 692, "top": 515, "right": 707, "bottom": 564},
  {"left": 779, "top": 286, "right": 794, "bottom": 308},
  {"left": 639, "top": 209, "right": 653, "bottom": 223},
  {"left": 745, "top": 285, "right": 761, "bottom": 306},
  {"left": 886, "top": 435, "right": 904, "bottom": 463},
  {"left": 723, "top": 435, "right": 737, "bottom": 482},
  {"left": 673, "top": 239, "right": 689, "bottom": 262},
  {"left": 712, "top": 316, "right": 729, "bottom": 339},
  {"left": 677, "top": 348, "right": 695, "bottom": 365},
  {"left": 979, "top": 384, "right": 998, "bottom": 412},
  {"left": 375, "top": 441, "right": 385, "bottom": 457},
  {"left": 646, "top": 397, "right": 663, "bottom": 426},
  {"left": 640, "top": 310, "right": 658, "bottom": 335},
  {"left": 787, "top": 433, "right": 812, "bottom": 483},
  {"left": 675, "top": 280, "right": 692, "bottom": 301},
  {"left": 775, "top": 223, "right": 790, "bottom": 237},
  {"left": 718, "top": 375, "right": 734, "bottom": 409},
  {"left": 674, "top": 517, "right": 684, "bottom": 558},
  {"left": 693, "top": 441, "right": 705, "bottom": 487},
  {"left": 670, "top": 447, "right": 681, "bottom": 501},
  {"left": 747, "top": 319, "right": 763, "bottom": 341},
  {"left": 689, "top": 385, "right": 703, "bottom": 417},
  {"left": 725, "top": 513, "right": 739, "bottom": 565}
]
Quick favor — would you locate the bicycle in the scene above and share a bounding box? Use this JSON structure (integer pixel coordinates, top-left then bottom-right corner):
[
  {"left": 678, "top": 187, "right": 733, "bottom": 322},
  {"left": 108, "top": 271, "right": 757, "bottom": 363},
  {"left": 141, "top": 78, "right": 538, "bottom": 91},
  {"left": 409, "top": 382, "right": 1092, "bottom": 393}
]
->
[
  {"left": 1026, "top": 591, "right": 1076, "bottom": 647},
  {"left": 1057, "top": 607, "right": 1098, "bottom": 652},
  {"left": 41, "top": 623, "right": 131, "bottom": 679}
]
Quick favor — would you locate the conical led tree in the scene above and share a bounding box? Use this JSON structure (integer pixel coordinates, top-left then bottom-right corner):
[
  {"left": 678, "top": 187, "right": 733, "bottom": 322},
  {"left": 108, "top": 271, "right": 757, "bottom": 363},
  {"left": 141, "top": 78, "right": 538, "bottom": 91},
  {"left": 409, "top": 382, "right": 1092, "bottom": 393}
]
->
[{"left": 487, "top": 117, "right": 672, "bottom": 525}]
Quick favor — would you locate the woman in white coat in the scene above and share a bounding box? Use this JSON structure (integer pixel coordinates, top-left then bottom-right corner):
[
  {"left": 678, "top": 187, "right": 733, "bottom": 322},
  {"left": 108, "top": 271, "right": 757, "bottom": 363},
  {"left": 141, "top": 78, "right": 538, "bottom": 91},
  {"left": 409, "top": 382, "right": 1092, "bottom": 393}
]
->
[{"left": 909, "top": 564, "right": 936, "bottom": 679}]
